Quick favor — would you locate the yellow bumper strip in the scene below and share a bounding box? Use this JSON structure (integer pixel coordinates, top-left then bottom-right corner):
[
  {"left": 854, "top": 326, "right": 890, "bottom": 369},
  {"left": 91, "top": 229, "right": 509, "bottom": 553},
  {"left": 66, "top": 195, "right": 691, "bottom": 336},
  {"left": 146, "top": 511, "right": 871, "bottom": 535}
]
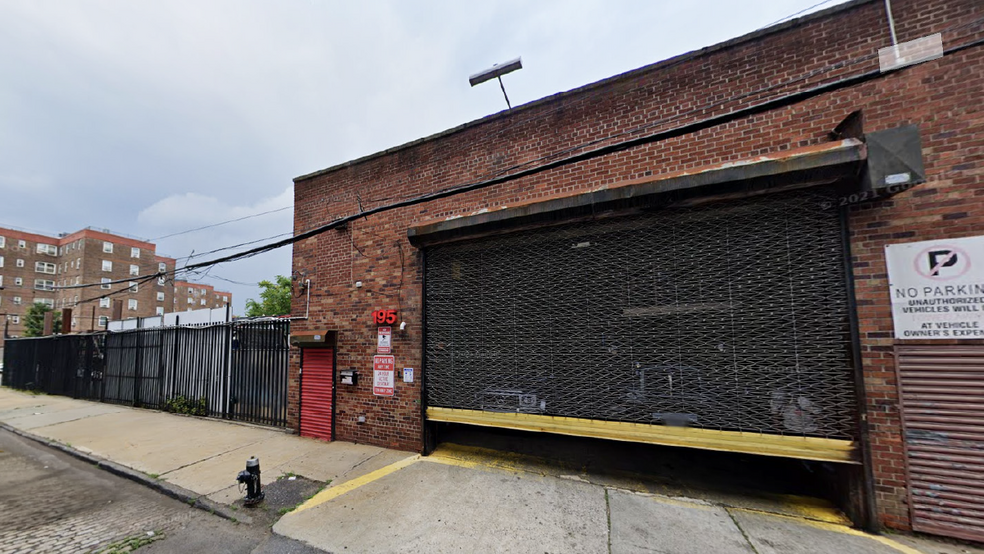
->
[{"left": 426, "top": 407, "right": 858, "bottom": 464}]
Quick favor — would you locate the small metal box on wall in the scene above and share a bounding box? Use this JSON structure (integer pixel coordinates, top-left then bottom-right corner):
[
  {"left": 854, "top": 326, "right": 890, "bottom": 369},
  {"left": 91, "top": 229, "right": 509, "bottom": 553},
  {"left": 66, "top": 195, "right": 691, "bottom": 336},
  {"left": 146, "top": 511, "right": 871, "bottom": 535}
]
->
[{"left": 339, "top": 370, "right": 357, "bottom": 386}]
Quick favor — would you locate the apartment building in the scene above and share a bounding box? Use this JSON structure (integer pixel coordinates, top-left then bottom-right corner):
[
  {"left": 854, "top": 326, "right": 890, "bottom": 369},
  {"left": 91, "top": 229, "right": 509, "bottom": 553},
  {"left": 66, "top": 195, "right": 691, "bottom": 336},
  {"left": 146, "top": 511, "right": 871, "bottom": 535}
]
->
[
  {"left": 0, "top": 226, "right": 176, "bottom": 350},
  {"left": 172, "top": 280, "right": 232, "bottom": 312}
]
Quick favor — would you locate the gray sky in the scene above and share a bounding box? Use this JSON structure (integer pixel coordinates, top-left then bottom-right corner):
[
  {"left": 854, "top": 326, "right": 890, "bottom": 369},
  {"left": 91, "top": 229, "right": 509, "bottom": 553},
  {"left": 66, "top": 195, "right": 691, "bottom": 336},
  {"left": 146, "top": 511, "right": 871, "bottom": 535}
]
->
[{"left": 0, "top": 0, "right": 849, "bottom": 314}]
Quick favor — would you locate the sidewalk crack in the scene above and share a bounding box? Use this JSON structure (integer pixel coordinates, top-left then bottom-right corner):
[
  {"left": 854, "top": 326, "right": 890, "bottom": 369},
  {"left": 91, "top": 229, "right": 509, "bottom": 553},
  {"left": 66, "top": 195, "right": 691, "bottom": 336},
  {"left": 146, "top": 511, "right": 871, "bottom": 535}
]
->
[
  {"left": 726, "top": 508, "right": 760, "bottom": 554},
  {"left": 161, "top": 439, "right": 264, "bottom": 477},
  {"left": 605, "top": 488, "right": 613, "bottom": 554},
  {"left": 340, "top": 450, "right": 382, "bottom": 478}
]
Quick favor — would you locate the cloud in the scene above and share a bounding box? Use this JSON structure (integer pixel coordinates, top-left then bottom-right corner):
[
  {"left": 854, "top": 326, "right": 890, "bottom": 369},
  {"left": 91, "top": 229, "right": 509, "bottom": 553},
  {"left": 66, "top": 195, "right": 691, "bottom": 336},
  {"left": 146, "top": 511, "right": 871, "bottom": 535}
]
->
[
  {"left": 137, "top": 186, "right": 293, "bottom": 230},
  {"left": 137, "top": 185, "right": 294, "bottom": 315}
]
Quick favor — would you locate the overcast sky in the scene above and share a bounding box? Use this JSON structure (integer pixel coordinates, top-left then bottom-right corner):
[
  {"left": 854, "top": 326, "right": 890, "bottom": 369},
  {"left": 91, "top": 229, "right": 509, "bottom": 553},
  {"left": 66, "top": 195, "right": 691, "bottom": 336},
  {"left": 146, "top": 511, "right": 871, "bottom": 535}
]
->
[{"left": 0, "top": 0, "right": 849, "bottom": 314}]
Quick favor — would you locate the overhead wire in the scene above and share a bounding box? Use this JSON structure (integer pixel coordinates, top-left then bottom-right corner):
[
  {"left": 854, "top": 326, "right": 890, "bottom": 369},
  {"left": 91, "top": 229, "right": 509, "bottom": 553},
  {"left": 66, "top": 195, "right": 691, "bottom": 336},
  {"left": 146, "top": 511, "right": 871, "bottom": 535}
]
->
[
  {"left": 148, "top": 205, "right": 292, "bottom": 241},
  {"left": 52, "top": 16, "right": 984, "bottom": 294}
]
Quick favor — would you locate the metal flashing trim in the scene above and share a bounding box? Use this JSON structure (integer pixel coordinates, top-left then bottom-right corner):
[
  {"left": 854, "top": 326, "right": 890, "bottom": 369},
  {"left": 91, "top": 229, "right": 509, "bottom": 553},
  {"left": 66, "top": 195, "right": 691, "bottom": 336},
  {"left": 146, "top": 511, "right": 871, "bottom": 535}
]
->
[
  {"left": 427, "top": 407, "right": 859, "bottom": 464},
  {"left": 408, "top": 139, "right": 865, "bottom": 247}
]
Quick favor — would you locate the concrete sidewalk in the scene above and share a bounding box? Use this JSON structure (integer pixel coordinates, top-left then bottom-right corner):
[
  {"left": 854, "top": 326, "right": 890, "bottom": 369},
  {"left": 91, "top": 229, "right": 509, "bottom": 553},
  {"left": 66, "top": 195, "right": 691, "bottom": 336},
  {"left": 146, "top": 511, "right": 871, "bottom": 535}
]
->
[
  {"left": 0, "top": 387, "right": 411, "bottom": 510},
  {"left": 2, "top": 387, "right": 979, "bottom": 554}
]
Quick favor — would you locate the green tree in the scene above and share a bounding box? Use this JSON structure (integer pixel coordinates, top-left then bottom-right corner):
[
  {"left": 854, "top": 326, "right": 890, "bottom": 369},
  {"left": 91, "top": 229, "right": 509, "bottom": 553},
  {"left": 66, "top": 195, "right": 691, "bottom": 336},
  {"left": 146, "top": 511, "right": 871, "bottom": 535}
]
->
[
  {"left": 245, "top": 275, "right": 293, "bottom": 317},
  {"left": 23, "top": 302, "right": 62, "bottom": 337}
]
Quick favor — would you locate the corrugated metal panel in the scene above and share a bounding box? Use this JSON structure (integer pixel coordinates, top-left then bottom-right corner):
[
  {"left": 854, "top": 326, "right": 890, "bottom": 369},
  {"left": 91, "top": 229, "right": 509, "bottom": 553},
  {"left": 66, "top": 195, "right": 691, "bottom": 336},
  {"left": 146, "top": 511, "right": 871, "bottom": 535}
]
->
[
  {"left": 300, "top": 348, "right": 333, "bottom": 441},
  {"left": 897, "top": 346, "right": 984, "bottom": 542}
]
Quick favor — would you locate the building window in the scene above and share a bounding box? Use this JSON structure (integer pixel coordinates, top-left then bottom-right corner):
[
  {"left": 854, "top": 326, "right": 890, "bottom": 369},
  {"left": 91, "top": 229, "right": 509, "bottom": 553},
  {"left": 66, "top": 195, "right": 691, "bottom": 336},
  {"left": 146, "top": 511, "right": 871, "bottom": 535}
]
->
[
  {"left": 17, "top": 240, "right": 26, "bottom": 249},
  {"left": 98, "top": 316, "right": 109, "bottom": 327},
  {"left": 36, "top": 298, "right": 54, "bottom": 308},
  {"left": 101, "top": 278, "right": 111, "bottom": 290},
  {"left": 131, "top": 247, "right": 140, "bottom": 258},
  {"left": 157, "top": 292, "right": 165, "bottom": 301},
  {"left": 76, "top": 257, "right": 80, "bottom": 268},
  {"left": 35, "top": 261, "right": 56, "bottom": 274},
  {"left": 222, "top": 296, "right": 228, "bottom": 302},
  {"left": 13, "top": 296, "right": 22, "bottom": 305},
  {"left": 156, "top": 307, "right": 165, "bottom": 316},
  {"left": 0, "top": 236, "right": 4, "bottom": 248},
  {"left": 36, "top": 244, "right": 57, "bottom": 256},
  {"left": 188, "top": 287, "right": 194, "bottom": 294},
  {"left": 76, "top": 276, "right": 81, "bottom": 285},
  {"left": 103, "top": 242, "right": 113, "bottom": 253},
  {"left": 187, "top": 297, "right": 194, "bottom": 304},
  {"left": 128, "top": 282, "right": 138, "bottom": 293},
  {"left": 158, "top": 262, "right": 166, "bottom": 273},
  {"left": 129, "top": 264, "right": 139, "bottom": 276},
  {"left": 128, "top": 299, "right": 138, "bottom": 310},
  {"left": 0, "top": 256, "right": 3, "bottom": 267},
  {"left": 16, "top": 259, "right": 24, "bottom": 268},
  {"left": 11, "top": 315, "right": 19, "bottom": 324},
  {"left": 102, "top": 260, "right": 112, "bottom": 272},
  {"left": 14, "top": 277, "right": 22, "bottom": 286},
  {"left": 157, "top": 276, "right": 166, "bottom": 286},
  {"left": 34, "top": 279, "right": 55, "bottom": 291},
  {"left": 200, "top": 298, "right": 207, "bottom": 306},
  {"left": 99, "top": 298, "right": 110, "bottom": 308}
]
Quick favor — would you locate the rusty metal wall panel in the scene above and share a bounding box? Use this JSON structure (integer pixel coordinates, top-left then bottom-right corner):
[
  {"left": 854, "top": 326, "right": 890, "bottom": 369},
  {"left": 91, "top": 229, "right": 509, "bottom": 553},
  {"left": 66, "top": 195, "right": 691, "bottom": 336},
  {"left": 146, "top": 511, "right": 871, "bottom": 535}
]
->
[
  {"left": 300, "top": 348, "right": 334, "bottom": 441},
  {"left": 897, "top": 346, "right": 984, "bottom": 542}
]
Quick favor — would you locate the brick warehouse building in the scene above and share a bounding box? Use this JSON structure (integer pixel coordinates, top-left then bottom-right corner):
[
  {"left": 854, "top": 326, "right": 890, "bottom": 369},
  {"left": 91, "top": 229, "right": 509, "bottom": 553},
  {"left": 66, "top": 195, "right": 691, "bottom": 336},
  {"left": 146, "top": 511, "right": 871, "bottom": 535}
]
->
[
  {"left": 289, "top": 0, "right": 984, "bottom": 539},
  {"left": 0, "top": 226, "right": 176, "bottom": 352}
]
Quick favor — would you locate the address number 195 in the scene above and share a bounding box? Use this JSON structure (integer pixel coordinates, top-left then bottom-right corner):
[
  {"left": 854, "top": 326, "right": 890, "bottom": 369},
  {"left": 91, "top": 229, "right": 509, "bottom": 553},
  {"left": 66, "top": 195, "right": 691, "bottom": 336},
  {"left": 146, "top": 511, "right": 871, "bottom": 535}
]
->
[{"left": 372, "top": 309, "right": 398, "bottom": 325}]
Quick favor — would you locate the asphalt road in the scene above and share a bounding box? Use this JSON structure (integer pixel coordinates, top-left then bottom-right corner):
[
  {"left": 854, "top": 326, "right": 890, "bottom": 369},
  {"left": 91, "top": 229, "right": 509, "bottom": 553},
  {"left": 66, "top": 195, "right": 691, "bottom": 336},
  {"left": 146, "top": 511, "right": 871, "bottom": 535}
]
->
[{"left": 0, "top": 428, "right": 324, "bottom": 554}]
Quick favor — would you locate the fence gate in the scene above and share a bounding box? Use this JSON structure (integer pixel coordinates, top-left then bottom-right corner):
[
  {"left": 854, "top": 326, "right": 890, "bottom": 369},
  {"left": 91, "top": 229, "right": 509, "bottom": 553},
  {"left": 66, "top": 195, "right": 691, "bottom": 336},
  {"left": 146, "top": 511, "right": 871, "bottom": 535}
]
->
[
  {"left": 424, "top": 189, "right": 859, "bottom": 462},
  {"left": 300, "top": 348, "right": 334, "bottom": 441},
  {"left": 897, "top": 346, "right": 984, "bottom": 543}
]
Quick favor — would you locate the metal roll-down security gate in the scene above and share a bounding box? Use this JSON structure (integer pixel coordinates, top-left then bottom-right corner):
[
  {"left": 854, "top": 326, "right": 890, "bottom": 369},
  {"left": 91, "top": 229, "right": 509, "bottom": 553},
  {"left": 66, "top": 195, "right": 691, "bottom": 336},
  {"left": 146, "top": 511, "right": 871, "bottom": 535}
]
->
[{"left": 418, "top": 187, "right": 859, "bottom": 463}]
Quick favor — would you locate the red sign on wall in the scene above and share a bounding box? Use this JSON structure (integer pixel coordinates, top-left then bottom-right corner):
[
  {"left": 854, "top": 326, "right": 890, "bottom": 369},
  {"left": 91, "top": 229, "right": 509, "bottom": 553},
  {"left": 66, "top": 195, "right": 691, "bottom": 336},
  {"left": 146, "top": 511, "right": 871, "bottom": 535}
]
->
[
  {"left": 373, "top": 355, "right": 395, "bottom": 396},
  {"left": 372, "top": 309, "right": 398, "bottom": 325}
]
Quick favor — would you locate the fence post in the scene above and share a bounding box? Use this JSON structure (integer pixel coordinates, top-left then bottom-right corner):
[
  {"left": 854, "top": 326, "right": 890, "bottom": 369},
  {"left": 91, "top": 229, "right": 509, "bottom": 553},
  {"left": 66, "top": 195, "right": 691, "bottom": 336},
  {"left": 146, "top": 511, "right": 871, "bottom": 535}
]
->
[
  {"left": 222, "top": 321, "right": 233, "bottom": 419},
  {"left": 134, "top": 325, "right": 143, "bottom": 407}
]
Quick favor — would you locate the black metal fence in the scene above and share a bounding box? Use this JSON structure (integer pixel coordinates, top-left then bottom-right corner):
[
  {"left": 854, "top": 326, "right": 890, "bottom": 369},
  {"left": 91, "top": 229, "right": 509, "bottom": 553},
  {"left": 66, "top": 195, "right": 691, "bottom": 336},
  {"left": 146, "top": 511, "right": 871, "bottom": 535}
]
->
[{"left": 1, "top": 319, "right": 291, "bottom": 427}]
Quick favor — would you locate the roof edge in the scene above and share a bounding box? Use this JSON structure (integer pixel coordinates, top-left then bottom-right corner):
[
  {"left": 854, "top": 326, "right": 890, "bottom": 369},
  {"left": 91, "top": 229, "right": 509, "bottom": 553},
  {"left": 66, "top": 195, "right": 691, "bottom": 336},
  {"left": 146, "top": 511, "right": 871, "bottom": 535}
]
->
[{"left": 294, "top": 0, "right": 874, "bottom": 184}]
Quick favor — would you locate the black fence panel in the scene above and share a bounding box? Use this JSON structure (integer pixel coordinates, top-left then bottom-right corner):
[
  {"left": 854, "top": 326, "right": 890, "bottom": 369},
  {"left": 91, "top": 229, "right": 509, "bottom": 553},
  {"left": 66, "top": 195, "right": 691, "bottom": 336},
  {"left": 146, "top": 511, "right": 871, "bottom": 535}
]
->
[
  {"left": 2, "top": 334, "right": 106, "bottom": 398},
  {"left": 1, "top": 320, "right": 290, "bottom": 428},
  {"left": 229, "top": 320, "right": 291, "bottom": 427},
  {"left": 166, "top": 325, "right": 230, "bottom": 417}
]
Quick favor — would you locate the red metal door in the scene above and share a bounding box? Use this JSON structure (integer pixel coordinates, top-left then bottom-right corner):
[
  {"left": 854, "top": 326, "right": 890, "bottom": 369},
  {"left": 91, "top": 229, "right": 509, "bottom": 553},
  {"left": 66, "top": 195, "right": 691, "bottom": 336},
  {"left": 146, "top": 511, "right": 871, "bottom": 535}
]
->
[
  {"left": 300, "top": 348, "right": 333, "bottom": 441},
  {"left": 897, "top": 346, "right": 984, "bottom": 542}
]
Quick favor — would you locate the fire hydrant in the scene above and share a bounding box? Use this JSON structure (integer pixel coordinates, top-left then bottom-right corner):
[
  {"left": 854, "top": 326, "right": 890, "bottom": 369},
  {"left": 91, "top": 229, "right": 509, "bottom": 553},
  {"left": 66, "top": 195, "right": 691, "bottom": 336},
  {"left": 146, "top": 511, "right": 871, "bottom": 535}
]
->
[{"left": 236, "top": 456, "right": 265, "bottom": 506}]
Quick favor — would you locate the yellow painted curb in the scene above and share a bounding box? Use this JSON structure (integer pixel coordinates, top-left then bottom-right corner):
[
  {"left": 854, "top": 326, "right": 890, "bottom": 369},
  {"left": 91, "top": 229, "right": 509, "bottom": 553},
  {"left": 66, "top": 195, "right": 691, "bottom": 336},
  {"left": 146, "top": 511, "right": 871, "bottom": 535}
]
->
[{"left": 292, "top": 455, "right": 421, "bottom": 514}]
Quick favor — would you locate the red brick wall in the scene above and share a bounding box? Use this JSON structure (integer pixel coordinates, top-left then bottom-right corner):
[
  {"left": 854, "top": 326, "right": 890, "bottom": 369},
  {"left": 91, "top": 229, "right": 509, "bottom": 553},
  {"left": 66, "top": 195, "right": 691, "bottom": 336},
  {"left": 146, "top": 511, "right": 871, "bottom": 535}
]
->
[{"left": 291, "top": 0, "right": 984, "bottom": 529}]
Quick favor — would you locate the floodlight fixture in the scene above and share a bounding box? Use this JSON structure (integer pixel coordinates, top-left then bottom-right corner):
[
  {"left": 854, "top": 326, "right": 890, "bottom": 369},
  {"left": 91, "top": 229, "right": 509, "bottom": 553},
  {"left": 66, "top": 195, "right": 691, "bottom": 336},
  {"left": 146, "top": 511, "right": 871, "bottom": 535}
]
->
[{"left": 469, "top": 57, "right": 522, "bottom": 109}]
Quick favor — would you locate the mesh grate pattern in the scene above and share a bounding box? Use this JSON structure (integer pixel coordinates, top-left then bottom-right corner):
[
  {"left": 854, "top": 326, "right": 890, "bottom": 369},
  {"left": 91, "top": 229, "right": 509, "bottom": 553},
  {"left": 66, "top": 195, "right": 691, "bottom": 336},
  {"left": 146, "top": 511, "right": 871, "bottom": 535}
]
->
[{"left": 424, "top": 189, "right": 857, "bottom": 439}]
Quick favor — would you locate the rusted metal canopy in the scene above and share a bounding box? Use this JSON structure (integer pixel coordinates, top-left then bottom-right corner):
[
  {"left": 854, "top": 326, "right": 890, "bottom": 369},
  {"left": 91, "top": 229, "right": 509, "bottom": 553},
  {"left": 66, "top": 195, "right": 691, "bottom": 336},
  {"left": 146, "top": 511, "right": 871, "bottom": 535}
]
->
[{"left": 408, "top": 138, "right": 865, "bottom": 247}]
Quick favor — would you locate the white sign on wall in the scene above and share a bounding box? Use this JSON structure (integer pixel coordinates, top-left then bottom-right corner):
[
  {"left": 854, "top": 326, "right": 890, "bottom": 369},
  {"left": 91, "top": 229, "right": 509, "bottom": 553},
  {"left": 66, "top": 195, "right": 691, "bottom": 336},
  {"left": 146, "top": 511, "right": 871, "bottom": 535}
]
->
[
  {"left": 377, "top": 326, "right": 392, "bottom": 354},
  {"left": 885, "top": 235, "right": 984, "bottom": 339},
  {"left": 373, "top": 355, "right": 395, "bottom": 396}
]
